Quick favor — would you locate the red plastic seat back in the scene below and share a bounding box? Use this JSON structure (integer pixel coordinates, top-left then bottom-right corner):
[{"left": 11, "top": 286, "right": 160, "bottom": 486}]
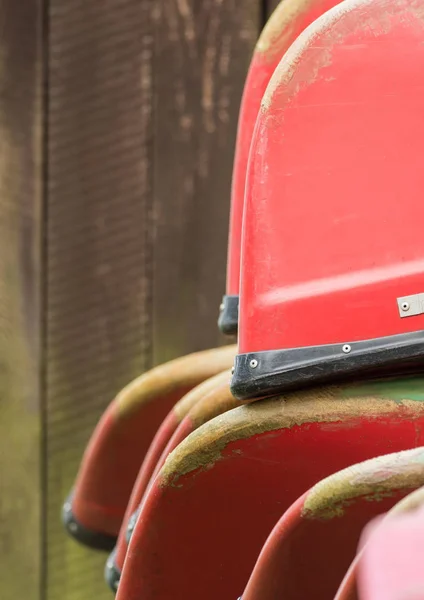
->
[
  {"left": 232, "top": 0, "right": 424, "bottom": 402},
  {"left": 241, "top": 447, "right": 424, "bottom": 600},
  {"left": 358, "top": 507, "right": 424, "bottom": 600},
  {"left": 335, "top": 486, "right": 424, "bottom": 600},
  {"left": 219, "top": 0, "right": 344, "bottom": 334}
]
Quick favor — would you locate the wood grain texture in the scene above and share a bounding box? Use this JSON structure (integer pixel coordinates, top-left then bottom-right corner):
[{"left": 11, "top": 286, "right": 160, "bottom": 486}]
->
[
  {"left": 45, "top": 2, "right": 154, "bottom": 599},
  {"left": 44, "top": 2, "right": 261, "bottom": 598},
  {"left": 151, "top": 0, "right": 260, "bottom": 364},
  {"left": 0, "top": 2, "right": 264, "bottom": 599},
  {"left": 0, "top": 2, "right": 43, "bottom": 600}
]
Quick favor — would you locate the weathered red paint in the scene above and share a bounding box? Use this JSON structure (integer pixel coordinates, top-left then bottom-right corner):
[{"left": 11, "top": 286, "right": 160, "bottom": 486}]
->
[
  {"left": 70, "top": 401, "right": 179, "bottom": 540},
  {"left": 241, "top": 447, "right": 424, "bottom": 600},
  {"left": 66, "top": 345, "right": 235, "bottom": 543},
  {"left": 115, "top": 382, "right": 424, "bottom": 600},
  {"left": 226, "top": 0, "right": 344, "bottom": 295},
  {"left": 335, "top": 485, "right": 424, "bottom": 600},
  {"left": 358, "top": 503, "right": 424, "bottom": 600},
  {"left": 111, "top": 377, "right": 237, "bottom": 577},
  {"left": 238, "top": 0, "right": 424, "bottom": 356}
]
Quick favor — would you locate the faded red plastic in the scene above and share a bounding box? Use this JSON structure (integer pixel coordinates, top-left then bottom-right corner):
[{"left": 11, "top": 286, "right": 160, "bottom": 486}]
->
[
  {"left": 241, "top": 447, "right": 424, "bottom": 600},
  {"left": 358, "top": 505, "right": 424, "bottom": 600},
  {"left": 239, "top": 0, "right": 424, "bottom": 355},
  {"left": 115, "top": 379, "right": 424, "bottom": 600},
  {"left": 112, "top": 419, "right": 197, "bottom": 573},
  {"left": 226, "top": 0, "right": 344, "bottom": 295},
  {"left": 70, "top": 392, "right": 181, "bottom": 539},
  {"left": 112, "top": 376, "right": 236, "bottom": 575},
  {"left": 335, "top": 485, "right": 424, "bottom": 600},
  {"left": 66, "top": 345, "right": 235, "bottom": 542}
]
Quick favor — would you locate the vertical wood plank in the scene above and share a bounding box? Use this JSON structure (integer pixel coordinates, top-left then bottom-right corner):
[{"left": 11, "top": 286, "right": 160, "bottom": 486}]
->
[
  {"left": 151, "top": 0, "right": 261, "bottom": 365},
  {"left": 0, "top": 2, "right": 266, "bottom": 598},
  {"left": 45, "top": 2, "right": 154, "bottom": 599},
  {"left": 0, "top": 2, "right": 43, "bottom": 600}
]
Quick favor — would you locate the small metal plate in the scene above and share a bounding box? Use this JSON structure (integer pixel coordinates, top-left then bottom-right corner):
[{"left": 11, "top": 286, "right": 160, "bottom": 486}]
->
[{"left": 397, "top": 293, "right": 424, "bottom": 318}]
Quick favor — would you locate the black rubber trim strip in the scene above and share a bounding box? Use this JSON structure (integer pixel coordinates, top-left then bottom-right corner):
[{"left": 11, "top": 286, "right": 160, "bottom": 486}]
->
[
  {"left": 231, "top": 329, "right": 424, "bottom": 402},
  {"left": 218, "top": 295, "right": 239, "bottom": 336},
  {"left": 62, "top": 492, "right": 117, "bottom": 552},
  {"left": 105, "top": 548, "right": 121, "bottom": 593}
]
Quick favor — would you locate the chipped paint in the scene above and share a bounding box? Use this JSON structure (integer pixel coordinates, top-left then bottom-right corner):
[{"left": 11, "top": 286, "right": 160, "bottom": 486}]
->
[
  {"left": 159, "top": 381, "right": 424, "bottom": 486},
  {"left": 303, "top": 447, "right": 424, "bottom": 520},
  {"left": 173, "top": 370, "right": 231, "bottom": 423},
  {"left": 115, "top": 345, "right": 236, "bottom": 418}
]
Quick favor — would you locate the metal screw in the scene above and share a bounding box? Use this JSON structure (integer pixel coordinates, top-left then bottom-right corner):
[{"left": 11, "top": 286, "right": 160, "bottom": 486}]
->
[
  {"left": 342, "top": 344, "right": 351, "bottom": 354},
  {"left": 250, "top": 359, "right": 258, "bottom": 369},
  {"left": 231, "top": 366, "right": 235, "bottom": 375},
  {"left": 401, "top": 301, "right": 410, "bottom": 312}
]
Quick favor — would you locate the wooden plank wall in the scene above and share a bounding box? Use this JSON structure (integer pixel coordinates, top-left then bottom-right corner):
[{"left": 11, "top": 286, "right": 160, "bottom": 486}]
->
[
  {"left": 151, "top": 1, "right": 260, "bottom": 363},
  {"left": 45, "top": 2, "right": 155, "bottom": 600},
  {"left": 0, "top": 1, "right": 280, "bottom": 599},
  {"left": 0, "top": 2, "right": 44, "bottom": 599}
]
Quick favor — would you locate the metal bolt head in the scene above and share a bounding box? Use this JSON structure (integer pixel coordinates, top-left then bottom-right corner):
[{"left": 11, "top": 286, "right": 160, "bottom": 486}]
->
[
  {"left": 401, "top": 301, "right": 410, "bottom": 312},
  {"left": 342, "top": 344, "right": 351, "bottom": 354},
  {"left": 249, "top": 359, "right": 258, "bottom": 369}
]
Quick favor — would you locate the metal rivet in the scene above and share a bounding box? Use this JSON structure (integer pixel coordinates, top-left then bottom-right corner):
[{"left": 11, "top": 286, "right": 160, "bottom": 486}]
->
[
  {"left": 250, "top": 359, "right": 258, "bottom": 369},
  {"left": 219, "top": 303, "right": 225, "bottom": 311},
  {"left": 231, "top": 366, "right": 235, "bottom": 375},
  {"left": 342, "top": 344, "right": 351, "bottom": 354},
  {"left": 401, "top": 302, "right": 410, "bottom": 312}
]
